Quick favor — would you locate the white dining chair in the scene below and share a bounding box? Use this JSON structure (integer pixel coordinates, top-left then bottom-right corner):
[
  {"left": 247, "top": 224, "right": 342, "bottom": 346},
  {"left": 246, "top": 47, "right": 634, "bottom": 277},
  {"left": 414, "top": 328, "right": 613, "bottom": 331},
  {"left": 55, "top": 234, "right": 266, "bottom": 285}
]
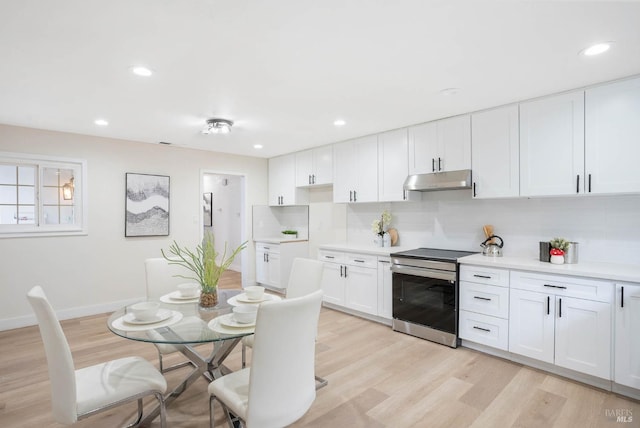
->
[
  {"left": 145, "top": 257, "right": 202, "bottom": 373},
  {"left": 27, "top": 286, "right": 167, "bottom": 427},
  {"left": 208, "top": 289, "right": 323, "bottom": 428},
  {"left": 241, "top": 257, "right": 327, "bottom": 387}
]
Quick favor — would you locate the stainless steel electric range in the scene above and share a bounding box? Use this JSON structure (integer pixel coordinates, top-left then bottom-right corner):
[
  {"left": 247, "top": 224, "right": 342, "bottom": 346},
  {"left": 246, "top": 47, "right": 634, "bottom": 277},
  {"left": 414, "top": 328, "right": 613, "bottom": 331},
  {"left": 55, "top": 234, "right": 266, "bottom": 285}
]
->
[{"left": 390, "top": 248, "right": 477, "bottom": 348}]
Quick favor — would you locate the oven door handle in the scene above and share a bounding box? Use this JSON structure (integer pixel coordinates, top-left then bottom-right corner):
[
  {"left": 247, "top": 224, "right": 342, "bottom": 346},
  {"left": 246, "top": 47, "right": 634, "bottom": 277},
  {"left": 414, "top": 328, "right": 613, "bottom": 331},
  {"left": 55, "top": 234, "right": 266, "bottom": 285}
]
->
[{"left": 391, "top": 265, "right": 455, "bottom": 282}]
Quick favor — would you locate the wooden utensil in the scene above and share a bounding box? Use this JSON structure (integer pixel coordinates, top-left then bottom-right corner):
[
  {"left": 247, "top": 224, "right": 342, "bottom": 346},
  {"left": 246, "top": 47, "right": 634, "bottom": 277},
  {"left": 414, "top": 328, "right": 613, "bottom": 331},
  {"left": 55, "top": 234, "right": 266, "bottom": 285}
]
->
[
  {"left": 387, "top": 228, "right": 398, "bottom": 246},
  {"left": 483, "top": 225, "right": 495, "bottom": 244}
]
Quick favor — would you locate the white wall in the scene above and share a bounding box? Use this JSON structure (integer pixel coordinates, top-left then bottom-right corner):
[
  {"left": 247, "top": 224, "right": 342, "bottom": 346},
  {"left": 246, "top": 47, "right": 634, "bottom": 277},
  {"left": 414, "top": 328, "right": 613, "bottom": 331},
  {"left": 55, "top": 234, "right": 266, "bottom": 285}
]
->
[
  {"left": 0, "top": 124, "right": 268, "bottom": 330},
  {"left": 346, "top": 190, "right": 640, "bottom": 265}
]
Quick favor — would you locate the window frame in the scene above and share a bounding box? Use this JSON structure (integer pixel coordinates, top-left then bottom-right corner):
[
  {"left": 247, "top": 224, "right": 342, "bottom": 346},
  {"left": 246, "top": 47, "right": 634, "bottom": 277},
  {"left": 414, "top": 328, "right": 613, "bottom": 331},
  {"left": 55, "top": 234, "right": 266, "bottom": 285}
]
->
[{"left": 0, "top": 152, "right": 88, "bottom": 238}]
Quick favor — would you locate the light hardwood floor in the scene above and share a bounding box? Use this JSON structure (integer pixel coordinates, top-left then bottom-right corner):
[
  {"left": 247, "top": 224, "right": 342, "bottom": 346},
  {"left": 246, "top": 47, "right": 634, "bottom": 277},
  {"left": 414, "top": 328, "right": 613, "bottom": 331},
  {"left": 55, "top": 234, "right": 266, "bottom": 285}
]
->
[{"left": 1, "top": 271, "right": 638, "bottom": 427}]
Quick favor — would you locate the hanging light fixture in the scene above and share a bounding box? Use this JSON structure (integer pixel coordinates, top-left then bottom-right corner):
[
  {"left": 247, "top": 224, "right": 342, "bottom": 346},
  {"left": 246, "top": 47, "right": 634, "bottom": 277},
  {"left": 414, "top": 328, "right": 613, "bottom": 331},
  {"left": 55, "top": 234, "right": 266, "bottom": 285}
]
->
[
  {"left": 202, "top": 118, "right": 233, "bottom": 134},
  {"left": 62, "top": 177, "right": 75, "bottom": 200}
]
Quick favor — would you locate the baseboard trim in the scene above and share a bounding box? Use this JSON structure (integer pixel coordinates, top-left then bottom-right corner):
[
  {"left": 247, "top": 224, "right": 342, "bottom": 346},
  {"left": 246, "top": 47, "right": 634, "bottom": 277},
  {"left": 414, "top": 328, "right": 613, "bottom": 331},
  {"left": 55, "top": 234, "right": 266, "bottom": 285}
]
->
[{"left": 1, "top": 296, "right": 144, "bottom": 331}]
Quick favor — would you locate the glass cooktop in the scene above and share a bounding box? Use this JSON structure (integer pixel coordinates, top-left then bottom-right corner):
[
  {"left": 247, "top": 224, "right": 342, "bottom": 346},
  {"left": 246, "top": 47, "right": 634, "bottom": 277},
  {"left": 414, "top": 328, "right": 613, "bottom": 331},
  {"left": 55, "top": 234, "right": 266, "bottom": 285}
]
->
[{"left": 390, "top": 248, "right": 478, "bottom": 262}]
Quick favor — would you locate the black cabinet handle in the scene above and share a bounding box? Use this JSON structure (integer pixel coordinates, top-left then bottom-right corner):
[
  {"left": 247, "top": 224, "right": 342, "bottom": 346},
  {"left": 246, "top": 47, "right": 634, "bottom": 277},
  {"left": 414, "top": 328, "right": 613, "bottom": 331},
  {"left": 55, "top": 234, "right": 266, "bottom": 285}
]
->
[
  {"left": 344, "top": 266, "right": 348, "bottom": 277},
  {"left": 340, "top": 265, "right": 343, "bottom": 277},
  {"left": 349, "top": 191, "right": 353, "bottom": 202},
  {"left": 576, "top": 175, "right": 580, "bottom": 193},
  {"left": 312, "top": 174, "right": 316, "bottom": 184},
  {"left": 379, "top": 260, "right": 390, "bottom": 264},
  {"left": 473, "top": 274, "right": 491, "bottom": 279},
  {"left": 354, "top": 259, "right": 365, "bottom": 263},
  {"left": 353, "top": 191, "right": 357, "bottom": 202},
  {"left": 473, "top": 296, "right": 491, "bottom": 301},
  {"left": 588, "top": 174, "right": 592, "bottom": 193},
  {"left": 544, "top": 284, "right": 567, "bottom": 289},
  {"left": 559, "top": 298, "right": 562, "bottom": 318},
  {"left": 325, "top": 255, "right": 335, "bottom": 259},
  {"left": 621, "top": 286, "right": 624, "bottom": 308},
  {"left": 473, "top": 182, "right": 477, "bottom": 197},
  {"left": 308, "top": 174, "right": 312, "bottom": 185},
  {"left": 547, "top": 296, "right": 550, "bottom": 315},
  {"left": 473, "top": 326, "right": 491, "bottom": 332},
  {"left": 432, "top": 158, "right": 435, "bottom": 172},
  {"left": 438, "top": 157, "right": 442, "bottom": 171}
]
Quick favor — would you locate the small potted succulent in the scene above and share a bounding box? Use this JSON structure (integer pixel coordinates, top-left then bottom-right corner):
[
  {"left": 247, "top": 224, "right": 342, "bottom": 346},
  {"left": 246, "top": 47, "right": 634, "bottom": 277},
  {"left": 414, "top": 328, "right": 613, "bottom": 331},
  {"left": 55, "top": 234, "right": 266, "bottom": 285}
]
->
[
  {"left": 549, "top": 237, "right": 569, "bottom": 265},
  {"left": 281, "top": 230, "right": 298, "bottom": 239}
]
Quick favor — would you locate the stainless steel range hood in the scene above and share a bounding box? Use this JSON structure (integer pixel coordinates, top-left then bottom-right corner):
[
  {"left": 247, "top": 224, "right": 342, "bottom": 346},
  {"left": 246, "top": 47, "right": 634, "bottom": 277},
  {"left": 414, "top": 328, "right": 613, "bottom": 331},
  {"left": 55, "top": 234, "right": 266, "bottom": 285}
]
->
[{"left": 403, "top": 169, "right": 472, "bottom": 192}]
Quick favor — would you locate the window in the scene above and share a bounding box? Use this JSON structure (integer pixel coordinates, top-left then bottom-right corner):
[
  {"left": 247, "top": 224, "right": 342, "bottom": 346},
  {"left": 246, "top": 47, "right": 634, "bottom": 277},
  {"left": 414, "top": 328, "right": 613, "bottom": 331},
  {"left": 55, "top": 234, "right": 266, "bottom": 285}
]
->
[{"left": 0, "top": 152, "right": 87, "bottom": 237}]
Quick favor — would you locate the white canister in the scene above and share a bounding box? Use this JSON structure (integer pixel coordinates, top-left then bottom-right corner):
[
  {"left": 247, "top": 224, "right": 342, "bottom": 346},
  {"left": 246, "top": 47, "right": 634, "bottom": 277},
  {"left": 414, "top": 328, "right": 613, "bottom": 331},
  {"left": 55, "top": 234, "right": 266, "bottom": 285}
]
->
[{"left": 383, "top": 233, "right": 391, "bottom": 247}]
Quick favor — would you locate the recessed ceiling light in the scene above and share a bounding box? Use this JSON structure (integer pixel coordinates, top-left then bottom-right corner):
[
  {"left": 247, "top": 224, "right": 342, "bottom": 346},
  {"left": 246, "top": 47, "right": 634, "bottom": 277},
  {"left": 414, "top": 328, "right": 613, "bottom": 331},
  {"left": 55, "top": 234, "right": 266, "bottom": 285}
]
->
[
  {"left": 334, "top": 119, "right": 346, "bottom": 126},
  {"left": 580, "top": 42, "right": 614, "bottom": 56},
  {"left": 253, "top": 144, "right": 263, "bottom": 149},
  {"left": 440, "top": 88, "right": 460, "bottom": 96},
  {"left": 94, "top": 119, "right": 109, "bottom": 126},
  {"left": 131, "top": 66, "right": 153, "bottom": 77}
]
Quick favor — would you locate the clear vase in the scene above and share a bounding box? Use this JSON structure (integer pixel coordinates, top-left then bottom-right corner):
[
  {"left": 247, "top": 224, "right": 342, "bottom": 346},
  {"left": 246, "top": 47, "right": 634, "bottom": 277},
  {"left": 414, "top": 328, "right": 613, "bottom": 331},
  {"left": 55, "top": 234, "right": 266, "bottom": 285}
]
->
[
  {"left": 374, "top": 235, "right": 383, "bottom": 247},
  {"left": 199, "top": 289, "right": 218, "bottom": 308}
]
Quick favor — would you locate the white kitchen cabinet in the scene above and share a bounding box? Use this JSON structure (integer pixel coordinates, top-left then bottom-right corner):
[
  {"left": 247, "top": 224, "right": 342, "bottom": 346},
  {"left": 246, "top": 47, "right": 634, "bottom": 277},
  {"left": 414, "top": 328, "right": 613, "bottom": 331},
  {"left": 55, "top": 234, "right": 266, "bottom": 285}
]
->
[
  {"left": 519, "top": 90, "right": 585, "bottom": 197},
  {"left": 377, "top": 257, "right": 392, "bottom": 320},
  {"left": 268, "top": 154, "right": 309, "bottom": 206},
  {"left": 318, "top": 250, "right": 378, "bottom": 316},
  {"left": 295, "top": 145, "right": 333, "bottom": 187},
  {"left": 509, "top": 270, "right": 612, "bottom": 379},
  {"left": 408, "top": 115, "right": 471, "bottom": 174},
  {"left": 615, "top": 283, "right": 640, "bottom": 389},
  {"left": 377, "top": 128, "right": 417, "bottom": 202},
  {"left": 333, "top": 135, "right": 378, "bottom": 203},
  {"left": 255, "top": 241, "right": 309, "bottom": 291},
  {"left": 459, "top": 265, "right": 510, "bottom": 351},
  {"left": 471, "top": 105, "right": 519, "bottom": 198},
  {"left": 585, "top": 76, "right": 640, "bottom": 194}
]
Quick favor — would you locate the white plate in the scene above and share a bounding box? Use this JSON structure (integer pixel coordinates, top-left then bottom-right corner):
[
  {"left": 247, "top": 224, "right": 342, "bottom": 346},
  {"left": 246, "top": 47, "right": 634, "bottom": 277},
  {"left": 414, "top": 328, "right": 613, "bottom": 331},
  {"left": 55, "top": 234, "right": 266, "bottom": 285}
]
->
[
  {"left": 123, "top": 309, "right": 173, "bottom": 325},
  {"left": 218, "top": 313, "right": 256, "bottom": 328},
  {"left": 208, "top": 317, "right": 255, "bottom": 335},
  {"left": 112, "top": 311, "right": 183, "bottom": 332},
  {"left": 159, "top": 293, "right": 199, "bottom": 304},
  {"left": 167, "top": 290, "right": 201, "bottom": 300},
  {"left": 234, "top": 293, "right": 279, "bottom": 304}
]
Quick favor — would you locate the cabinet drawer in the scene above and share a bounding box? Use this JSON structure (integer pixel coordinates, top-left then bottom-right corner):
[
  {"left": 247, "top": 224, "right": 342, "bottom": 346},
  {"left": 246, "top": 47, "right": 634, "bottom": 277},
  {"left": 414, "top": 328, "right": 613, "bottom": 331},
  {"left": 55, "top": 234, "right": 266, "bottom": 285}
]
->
[
  {"left": 318, "top": 250, "right": 344, "bottom": 263},
  {"left": 510, "top": 270, "right": 613, "bottom": 303},
  {"left": 345, "top": 253, "right": 377, "bottom": 269},
  {"left": 460, "top": 265, "right": 509, "bottom": 287},
  {"left": 460, "top": 281, "right": 509, "bottom": 319},
  {"left": 459, "top": 310, "right": 509, "bottom": 351},
  {"left": 256, "top": 242, "right": 280, "bottom": 253}
]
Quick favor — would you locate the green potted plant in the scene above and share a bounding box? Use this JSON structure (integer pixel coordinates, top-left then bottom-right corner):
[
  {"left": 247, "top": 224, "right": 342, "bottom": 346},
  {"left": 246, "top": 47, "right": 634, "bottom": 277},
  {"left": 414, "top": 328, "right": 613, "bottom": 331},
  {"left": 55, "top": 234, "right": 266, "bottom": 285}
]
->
[
  {"left": 549, "top": 237, "right": 569, "bottom": 265},
  {"left": 162, "top": 231, "right": 247, "bottom": 308},
  {"left": 281, "top": 229, "right": 298, "bottom": 239}
]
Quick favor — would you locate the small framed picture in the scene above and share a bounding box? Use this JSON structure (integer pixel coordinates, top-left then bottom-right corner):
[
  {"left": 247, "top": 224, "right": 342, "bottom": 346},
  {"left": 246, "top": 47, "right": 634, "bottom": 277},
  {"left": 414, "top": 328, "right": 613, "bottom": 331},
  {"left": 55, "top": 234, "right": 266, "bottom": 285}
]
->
[
  {"left": 125, "top": 173, "right": 170, "bottom": 237},
  {"left": 203, "top": 192, "right": 213, "bottom": 227}
]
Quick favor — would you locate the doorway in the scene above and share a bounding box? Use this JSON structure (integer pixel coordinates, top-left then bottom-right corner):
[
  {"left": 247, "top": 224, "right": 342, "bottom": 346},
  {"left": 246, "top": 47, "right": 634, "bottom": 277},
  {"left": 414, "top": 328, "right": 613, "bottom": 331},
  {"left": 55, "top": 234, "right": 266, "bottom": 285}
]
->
[{"left": 201, "top": 172, "right": 246, "bottom": 286}]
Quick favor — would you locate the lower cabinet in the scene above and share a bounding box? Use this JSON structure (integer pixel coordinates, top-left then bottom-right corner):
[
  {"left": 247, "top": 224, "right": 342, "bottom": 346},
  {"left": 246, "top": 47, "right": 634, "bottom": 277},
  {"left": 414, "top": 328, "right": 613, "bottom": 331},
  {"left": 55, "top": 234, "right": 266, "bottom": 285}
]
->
[
  {"left": 377, "top": 257, "right": 392, "bottom": 319},
  {"left": 615, "top": 283, "right": 640, "bottom": 389},
  {"left": 255, "top": 241, "right": 309, "bottom": 290},
  {"left": 318, "top": 250, "right": 386, "bottom": 318},
  {"left": 509, "top": 271, "right": 612, "bottom": 380}
]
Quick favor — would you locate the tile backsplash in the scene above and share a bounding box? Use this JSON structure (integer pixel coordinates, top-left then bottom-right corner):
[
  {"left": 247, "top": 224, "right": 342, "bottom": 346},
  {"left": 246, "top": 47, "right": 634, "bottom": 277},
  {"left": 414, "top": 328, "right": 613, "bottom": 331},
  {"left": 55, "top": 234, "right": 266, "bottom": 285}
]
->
[{"left": 345, "top": 190, "right": 640, "bottom": 265}]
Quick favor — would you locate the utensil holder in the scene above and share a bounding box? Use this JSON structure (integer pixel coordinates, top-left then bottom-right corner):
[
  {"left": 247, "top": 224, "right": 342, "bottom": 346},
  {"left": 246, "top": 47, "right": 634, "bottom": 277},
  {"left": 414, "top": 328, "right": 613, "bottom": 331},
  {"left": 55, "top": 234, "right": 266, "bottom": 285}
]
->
[
  {"left": 564, "top": 242, "right": 579, "bottom": 264},
  {"left": 539, "top": 242, "right": 550, "bottom": 262}
]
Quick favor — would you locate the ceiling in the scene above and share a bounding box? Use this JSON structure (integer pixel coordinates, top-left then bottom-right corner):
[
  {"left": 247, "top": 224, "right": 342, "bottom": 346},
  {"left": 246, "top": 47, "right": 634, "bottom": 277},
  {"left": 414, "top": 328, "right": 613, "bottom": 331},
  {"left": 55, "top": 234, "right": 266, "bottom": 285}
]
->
[{"left": 1, "top": 1, "right": 639, "bottom": 159}]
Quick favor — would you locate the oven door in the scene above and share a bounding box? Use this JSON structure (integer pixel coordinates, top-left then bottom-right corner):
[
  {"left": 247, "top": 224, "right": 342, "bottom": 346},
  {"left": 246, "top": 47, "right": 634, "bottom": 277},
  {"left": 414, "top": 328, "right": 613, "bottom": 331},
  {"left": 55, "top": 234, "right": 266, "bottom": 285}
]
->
[{"left": 392, "top": 268, "right": 457, "bottom": 335}]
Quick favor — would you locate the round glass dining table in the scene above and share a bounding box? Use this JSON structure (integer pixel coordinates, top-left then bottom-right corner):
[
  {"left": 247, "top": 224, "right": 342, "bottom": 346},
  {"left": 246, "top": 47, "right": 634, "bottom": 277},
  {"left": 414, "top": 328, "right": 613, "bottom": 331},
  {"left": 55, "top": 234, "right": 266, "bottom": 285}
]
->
[{"left": 107, "top": 289, "right": 257, "bottom": 425}]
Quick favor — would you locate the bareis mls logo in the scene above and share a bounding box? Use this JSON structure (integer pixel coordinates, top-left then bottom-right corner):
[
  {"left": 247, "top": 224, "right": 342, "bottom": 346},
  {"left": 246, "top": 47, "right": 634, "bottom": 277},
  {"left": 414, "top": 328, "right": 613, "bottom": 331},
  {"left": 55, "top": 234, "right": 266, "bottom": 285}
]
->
[{"left": 605, "top": 408, "right": 633, "bottom": 423}]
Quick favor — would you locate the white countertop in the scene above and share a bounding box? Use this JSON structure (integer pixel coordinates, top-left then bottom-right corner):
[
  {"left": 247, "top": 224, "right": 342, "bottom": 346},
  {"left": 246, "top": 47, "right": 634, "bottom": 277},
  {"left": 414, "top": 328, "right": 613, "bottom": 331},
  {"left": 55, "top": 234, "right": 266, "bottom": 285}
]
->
[
  {"left": 458, "top": 253, "right": 640, "bottom": 283},
  {"left": 319, "top": 243, "right": 415, "bottom": 257},
  {"left": 255, "top": 238, "right": 309, "bottom": 244}
]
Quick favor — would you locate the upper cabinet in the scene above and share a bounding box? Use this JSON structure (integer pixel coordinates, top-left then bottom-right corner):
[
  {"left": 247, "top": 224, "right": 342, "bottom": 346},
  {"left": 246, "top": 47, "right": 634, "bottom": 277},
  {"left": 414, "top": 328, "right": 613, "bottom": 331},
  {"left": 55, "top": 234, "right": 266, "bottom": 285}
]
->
[
  {"left": 586, "top": 76, "right": 640, "bottom": 194},
  {"left": 471, "top": 105, "right": 520, "bottom": 199},
  {"left": 378, "top": 128, "right": 416, "bottom": 202},
  {"left": 268, "top": 154, "right": 309, "bottom": 206},
  {"left": 333, "top": 135, "right": 378, "bottom": 203},
  {"left": 519, "top": 91, "right": 585, "bottom": 197},
  {"left": 295, "top": 145, "right": 333, "bottom": 187},
  {"left": 408, "top": 115, "right": 471, "bottom": 174}
]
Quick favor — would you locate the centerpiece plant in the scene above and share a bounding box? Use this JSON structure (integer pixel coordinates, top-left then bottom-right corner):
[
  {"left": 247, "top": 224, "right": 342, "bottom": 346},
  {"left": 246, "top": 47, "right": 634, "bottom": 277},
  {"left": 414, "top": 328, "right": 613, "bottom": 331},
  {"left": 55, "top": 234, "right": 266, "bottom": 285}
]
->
[
  {"left": 371, "top": 209, "right": 392, "bottom": 246},
  {"left": 162, "top": 231, "right": 247, "bottom": 308}
]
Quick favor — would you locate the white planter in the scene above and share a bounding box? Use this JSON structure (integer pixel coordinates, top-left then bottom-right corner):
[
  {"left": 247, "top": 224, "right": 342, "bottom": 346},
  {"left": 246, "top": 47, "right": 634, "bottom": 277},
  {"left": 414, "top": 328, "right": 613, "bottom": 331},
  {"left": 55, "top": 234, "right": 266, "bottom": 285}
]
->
[{"left": 550, "top": 254, "right": 565, "bottom": 264}]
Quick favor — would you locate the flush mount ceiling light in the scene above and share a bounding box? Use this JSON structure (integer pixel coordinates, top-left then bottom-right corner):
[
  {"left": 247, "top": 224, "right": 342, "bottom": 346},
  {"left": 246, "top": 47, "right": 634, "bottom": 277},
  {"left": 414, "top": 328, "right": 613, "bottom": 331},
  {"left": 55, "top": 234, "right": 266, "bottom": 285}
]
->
[
  {"left": 94, "top": 119, "right": 109, "bottom": 126},
  {"left": 202, "top": 118, "right": 233, "bottom": 134},
  {"left": 333, "top": 119, "right": 346, "bottom": 126},
  {"left": 131, "top": 66, "right": 153, "bottom": 77},
  {"left": 580, "top": 42, "right": 614, "bottom": 56}
]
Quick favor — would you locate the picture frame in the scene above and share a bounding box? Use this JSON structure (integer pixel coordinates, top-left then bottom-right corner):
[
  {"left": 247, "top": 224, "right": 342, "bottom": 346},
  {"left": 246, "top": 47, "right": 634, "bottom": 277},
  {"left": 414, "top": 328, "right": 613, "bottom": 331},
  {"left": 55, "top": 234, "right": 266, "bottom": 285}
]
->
[
  {"left": 125, "top": 173, "right": 170, "bottom": 237},
  {"left": 203, "top": 192, "right": 213, "bottom": 227}
]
